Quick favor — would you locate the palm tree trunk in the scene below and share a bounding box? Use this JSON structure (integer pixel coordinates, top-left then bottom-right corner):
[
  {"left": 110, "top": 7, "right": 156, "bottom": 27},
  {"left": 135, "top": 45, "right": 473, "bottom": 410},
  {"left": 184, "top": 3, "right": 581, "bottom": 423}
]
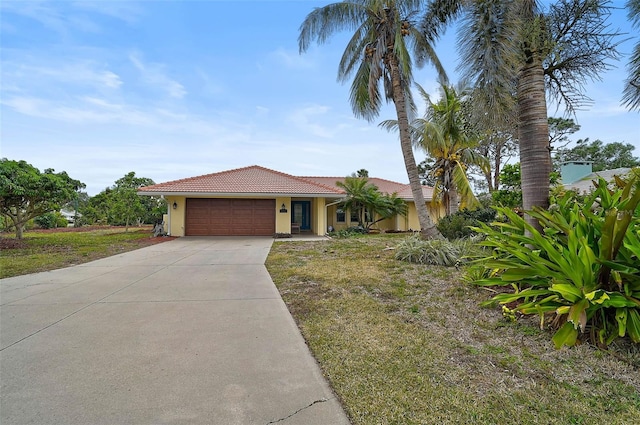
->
[
  {"left": 448, "top": 187, "right": 459, "bottom": 215},
  {"left": 518, "top": 57, "right": 551, "bottom": 232},
  {"left": 387, "top": 56, "right": 441, "bottom": 239}
]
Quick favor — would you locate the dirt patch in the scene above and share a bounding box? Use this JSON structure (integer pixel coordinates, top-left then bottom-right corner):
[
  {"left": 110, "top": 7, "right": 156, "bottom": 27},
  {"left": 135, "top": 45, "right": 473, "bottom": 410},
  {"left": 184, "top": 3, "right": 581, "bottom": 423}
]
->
[{"left": 0, "top": 238, "right": 28, "bottom": 250}]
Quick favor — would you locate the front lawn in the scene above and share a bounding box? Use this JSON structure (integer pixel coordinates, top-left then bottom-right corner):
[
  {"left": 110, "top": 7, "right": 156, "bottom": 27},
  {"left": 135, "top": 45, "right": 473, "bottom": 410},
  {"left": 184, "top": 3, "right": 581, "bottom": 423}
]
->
[
  {"left": 0, "top": 226, "right": 174, "bottom": 279},
  {"left": 266, "top": 234, "right": 640, "bottom": 425}
]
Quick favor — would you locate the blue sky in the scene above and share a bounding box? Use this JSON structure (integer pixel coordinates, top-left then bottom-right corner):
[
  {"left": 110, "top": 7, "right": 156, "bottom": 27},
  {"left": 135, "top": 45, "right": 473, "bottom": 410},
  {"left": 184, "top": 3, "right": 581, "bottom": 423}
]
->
[{"left": 1, "top": 0, "right": 638, "bottom": 195}]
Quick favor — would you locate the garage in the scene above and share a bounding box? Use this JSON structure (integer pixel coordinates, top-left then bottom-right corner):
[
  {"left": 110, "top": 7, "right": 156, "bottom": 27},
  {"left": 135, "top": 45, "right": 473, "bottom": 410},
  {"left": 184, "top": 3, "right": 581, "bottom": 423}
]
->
[{"left": 185, "top": 198, "right": 275, "bottom": 236}]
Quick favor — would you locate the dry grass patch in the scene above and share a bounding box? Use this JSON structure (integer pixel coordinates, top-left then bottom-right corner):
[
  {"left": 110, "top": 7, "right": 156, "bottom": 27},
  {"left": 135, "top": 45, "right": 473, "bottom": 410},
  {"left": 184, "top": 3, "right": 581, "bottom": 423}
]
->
[{"left": 266, "top": 235, "right": 640, "bottom": 425}]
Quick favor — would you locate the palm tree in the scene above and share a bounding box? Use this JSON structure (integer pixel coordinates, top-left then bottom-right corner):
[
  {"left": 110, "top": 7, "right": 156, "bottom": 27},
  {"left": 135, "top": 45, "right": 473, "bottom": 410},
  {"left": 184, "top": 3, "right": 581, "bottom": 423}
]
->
[
  {"left": 414, "top": 83, "right": 488, "bottom": 216},
  {"left": 336, "top": 174, "right": 408, "bottom": 230},
  {"left": 623, "top": 0, "right": 640, "bottom": 110},
  {"left": 423, "top": 0, "right": 620, "bottom": 230},
  {"left": 299, "top": 0, "right": 446, "bottom": 238}
]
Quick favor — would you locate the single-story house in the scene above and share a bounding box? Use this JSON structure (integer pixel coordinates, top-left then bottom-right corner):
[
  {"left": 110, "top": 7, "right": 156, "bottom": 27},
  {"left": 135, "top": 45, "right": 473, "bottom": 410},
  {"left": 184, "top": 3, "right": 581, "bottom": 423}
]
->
[{"left": 137, "top": 165, "right": 439, "bottom": 237}]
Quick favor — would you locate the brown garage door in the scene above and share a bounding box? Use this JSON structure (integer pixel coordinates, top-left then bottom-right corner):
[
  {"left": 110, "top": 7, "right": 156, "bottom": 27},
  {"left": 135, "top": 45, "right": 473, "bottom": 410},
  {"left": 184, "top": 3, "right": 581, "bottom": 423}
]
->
[{"left": 185, "top": 199, "right": 275, "bottom": 236}]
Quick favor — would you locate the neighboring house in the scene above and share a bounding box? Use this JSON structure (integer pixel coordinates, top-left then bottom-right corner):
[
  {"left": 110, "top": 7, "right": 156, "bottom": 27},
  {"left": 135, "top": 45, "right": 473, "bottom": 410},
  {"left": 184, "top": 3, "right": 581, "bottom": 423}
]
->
[
  {"left": 60, "top": 208, "right": 80, "bottom": 225},
  {"left": 137, "top": 165, "right": 439, "bottom": 237},
  {"left": 560, "top": 161, "right": 632, "bottom": 194}
]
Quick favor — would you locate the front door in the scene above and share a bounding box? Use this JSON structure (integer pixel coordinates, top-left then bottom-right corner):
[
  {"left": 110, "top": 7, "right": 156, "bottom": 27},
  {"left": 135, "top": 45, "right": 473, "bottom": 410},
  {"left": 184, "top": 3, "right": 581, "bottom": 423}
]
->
[{"left": 292, "top": 201, "right": 311, "bottom": 231}]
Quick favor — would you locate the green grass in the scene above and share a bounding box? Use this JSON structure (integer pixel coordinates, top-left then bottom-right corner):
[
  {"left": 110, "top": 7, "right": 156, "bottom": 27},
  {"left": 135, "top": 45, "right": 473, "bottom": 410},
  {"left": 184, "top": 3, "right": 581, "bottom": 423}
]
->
[
  {"left": 266, "top": 235, "right": 640, "bottom": 425},
  {"left": 0, "top": 227, "right": 169, "bottom": 278}
]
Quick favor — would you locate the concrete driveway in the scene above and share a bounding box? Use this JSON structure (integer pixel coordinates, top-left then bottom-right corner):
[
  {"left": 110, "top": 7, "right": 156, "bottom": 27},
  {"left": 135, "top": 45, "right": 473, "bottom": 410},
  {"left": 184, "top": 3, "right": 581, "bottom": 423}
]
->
[{"left": 0, "top": 237, "right": 349, "bottom": 425}]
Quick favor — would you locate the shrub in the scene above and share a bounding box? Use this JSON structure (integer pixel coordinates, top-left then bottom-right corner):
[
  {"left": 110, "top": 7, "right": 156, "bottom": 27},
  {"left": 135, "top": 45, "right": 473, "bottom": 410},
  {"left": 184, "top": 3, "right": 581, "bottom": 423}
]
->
[
  {"left": 436, "top": 208, "right": 496, "bottom": 240},
  {"left": 35, "top": 212, "right": 68, "bottom": 229},
  {"left": 329, "top": 226, "right": 368, "bottom": 239},
  {"left": 395, "top": 234, "right": 481, "bottom": 266},
  {"left": 473, "top": 171, "right": 640, "bottom": 348}
]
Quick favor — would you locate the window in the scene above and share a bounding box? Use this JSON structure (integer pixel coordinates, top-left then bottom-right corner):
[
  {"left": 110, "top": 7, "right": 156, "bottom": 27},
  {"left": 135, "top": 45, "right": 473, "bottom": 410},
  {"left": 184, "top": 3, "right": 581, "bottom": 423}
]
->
[
  {"left": 350, "top": 209, "right": 359, "bottom": 223},
  {"left": 336, "top": 208, "right": 346, "bottom": 223}
]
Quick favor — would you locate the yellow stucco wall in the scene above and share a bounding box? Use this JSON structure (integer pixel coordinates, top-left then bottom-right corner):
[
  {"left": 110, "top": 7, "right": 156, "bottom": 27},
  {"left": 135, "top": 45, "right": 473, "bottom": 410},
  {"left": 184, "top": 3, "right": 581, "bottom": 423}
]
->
[
  {"left": 275, "top": 197, "right": 292, "bottom": 234},
  {"left": 314, "top": 198, "right": 326, "bottom": 235},
  {"left": 166, "top": 196, "right": 186, "bottom": 236},
  {"left": 166, "top": 195, "right": 329, "bottom": 236}
]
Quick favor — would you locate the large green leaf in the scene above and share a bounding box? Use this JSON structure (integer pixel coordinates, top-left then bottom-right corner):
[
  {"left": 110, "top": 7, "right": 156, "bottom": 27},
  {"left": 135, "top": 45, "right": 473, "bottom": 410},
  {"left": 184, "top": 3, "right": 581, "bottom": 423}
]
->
[{"left": 552, "top": 322, "right": 579, "bottom": 349}]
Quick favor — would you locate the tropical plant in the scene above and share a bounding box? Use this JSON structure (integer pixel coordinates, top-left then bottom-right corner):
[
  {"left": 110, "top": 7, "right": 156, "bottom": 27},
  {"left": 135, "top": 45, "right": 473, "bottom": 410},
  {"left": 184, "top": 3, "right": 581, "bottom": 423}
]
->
[
  {"left": 473, "top": 170, "right": 640, "bottom": 348},
  {"left": 0, "top": 159, "right": 85, "bottom": 239},
  {"left": 423, "top": 0, "right": 621, "bottom": 230},
  {"left": 299, "top": 0, "right": 445, "bottom": 238},
  {"left": 623, "top": 0, "right": 640, "bottom": 110},
  {"left": 413, "top": 83, "right": 488, "bottom": 216},
  {"left": 436, "top": 207, "right": 496, "bottom": 240},
  {"left": 336, "top": 174, "right": 408, "bottom": 231},
  {"left": 395, "top": 234, "right": 480, "bottom": 266}
]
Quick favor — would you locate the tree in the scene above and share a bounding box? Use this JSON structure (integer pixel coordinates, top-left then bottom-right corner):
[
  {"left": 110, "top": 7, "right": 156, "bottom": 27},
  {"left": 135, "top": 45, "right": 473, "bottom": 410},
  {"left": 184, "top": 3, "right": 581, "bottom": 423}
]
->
[
  {"left": 623, "top": 0, "right": 640, "bottom": 110},
  {"left": 554, "top": 138, "right": 640, "bottom": 171},
  {"left": 336, "top": 174, "right": 408, "bottom": 230},
  {"left": 548, "top": 117, "right": 581, "bottom": 150},
  {"left": 112, "top": 172, "right": 158, "bottom": 231},
  {"left": 491, "top": 163, "right": 523, "bottom": 209},
  {"left": 400, "top": 82, "right": 488, "bottom": 216},
  {"left": 0, "top": 159, "right": 84, "bottom": 239},
  {"left": 299, "top": 0, "right": 445, "bottom": 238},
  {"left": 424, "top": 0, "right": 621, "bottom": 230},
  {"left": 80, "top": 173, "right": 164, "bottom": 228}
]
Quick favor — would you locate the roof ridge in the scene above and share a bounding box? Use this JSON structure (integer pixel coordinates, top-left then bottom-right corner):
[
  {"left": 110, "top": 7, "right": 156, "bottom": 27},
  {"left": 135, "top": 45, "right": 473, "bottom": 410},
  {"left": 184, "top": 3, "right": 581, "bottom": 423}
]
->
[
  {"left": 253, "top": 167, "right": 344, "bottom": 194},
  {"left": 140, "top": 165, "right": 261, "bottom": 190}
]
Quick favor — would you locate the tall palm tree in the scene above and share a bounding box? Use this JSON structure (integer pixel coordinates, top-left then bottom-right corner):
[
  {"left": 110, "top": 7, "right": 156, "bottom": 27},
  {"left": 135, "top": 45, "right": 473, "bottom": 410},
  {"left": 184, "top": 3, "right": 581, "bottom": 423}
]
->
[
  {"left": 623, "top": 0, "right": 640, "bottom": 110},
  {"left": 299, "top": 0, "right": 446, "bottom": 238},
  {"left": 414, "top": 83, "right": 488, "bottom": 216},
  {"left": 423, "top": 0, "right": 620, "bottom": 230}
]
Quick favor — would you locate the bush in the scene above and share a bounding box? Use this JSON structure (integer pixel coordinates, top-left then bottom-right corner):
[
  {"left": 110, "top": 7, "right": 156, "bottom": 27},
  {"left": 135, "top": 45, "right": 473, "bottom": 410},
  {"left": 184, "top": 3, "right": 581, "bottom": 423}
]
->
[
  {"left": 35, "top": 212, "right": 68, "bottom": 229},
  {"left": 395, "top": 234, "right": 481, "bottom": 266},
  {"left": 436, "top": 208, "right": 496, "bottom": 240},
  {"left": 473, "top": 171, "right": 640, "bottom": 348},
  {"left": 329, "top": 226, "right": 368, "bottom": 239}
]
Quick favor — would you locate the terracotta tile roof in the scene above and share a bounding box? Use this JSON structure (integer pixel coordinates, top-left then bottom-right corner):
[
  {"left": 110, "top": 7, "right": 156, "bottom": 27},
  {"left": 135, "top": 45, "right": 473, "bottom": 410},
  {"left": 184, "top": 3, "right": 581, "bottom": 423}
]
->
[
  {"left": 303, "top": 176, "right": 433, "bottom": 201},
  {"left": 139, "top": 165, "right": 434, "bottom": 201},
  {"left": 138, "top": 165, "right": 343, "bottom": 196}
]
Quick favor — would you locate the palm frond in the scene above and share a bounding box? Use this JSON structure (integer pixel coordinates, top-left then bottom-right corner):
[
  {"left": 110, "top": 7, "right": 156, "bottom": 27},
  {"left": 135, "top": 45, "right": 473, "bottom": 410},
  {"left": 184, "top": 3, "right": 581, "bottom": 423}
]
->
[
  {"left": 451, "top": 161, "right": 480, "bottom": 210},
  {"left": 298, "top": 2, "right": 368, "bottom": 52}
]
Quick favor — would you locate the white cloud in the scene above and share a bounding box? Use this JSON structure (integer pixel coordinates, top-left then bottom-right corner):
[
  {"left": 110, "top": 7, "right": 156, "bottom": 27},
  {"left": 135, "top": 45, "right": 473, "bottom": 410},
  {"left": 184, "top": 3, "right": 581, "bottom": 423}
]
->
[
  {"left": 2, "top": 59, "right": 123, "bottom": 92},
  {"left": 129, "top": 52, "right": 187, "bottom": 99},
  {"left": 269, "top": 47, "right": 314, "bottom": 69},
  {"left": 286, "top": 104, "right": 336, "bottom": 138},
  {"left": 71, "top": 1, "right": 142, "bottom": 25}
]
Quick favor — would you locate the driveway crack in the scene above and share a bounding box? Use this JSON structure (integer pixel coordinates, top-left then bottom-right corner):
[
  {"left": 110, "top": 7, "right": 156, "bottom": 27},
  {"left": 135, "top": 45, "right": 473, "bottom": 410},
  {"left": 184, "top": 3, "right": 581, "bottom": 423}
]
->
[{"left": 266, "top": 397, "right": 329, "bottom": 424}]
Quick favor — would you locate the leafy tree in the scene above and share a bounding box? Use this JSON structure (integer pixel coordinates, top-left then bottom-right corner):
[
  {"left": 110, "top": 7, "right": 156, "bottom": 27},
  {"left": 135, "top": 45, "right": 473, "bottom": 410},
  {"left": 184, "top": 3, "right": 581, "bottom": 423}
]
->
[
  {"left": 336, "top": 174, "right": 407, "bottom": 231},
  {"left": 80, "top": 173, "right": 164, "bottom": 228},
  {"left": 81, "top": 188, "right": 114, "bottom": 225},
  {"left": 424, "top": 0, "right": 621, "bottom": 230},
  {"left": 554, "top": 138, "right": 640, "bottom": 171},
  {"left": 492, "top": 163, "right": 523, "bottom": 209},
  {"left": 299, "top": 0, "right": 445, "bottom": 238},
  {"left": 548, "top": 117, "right": 581, "bottom": 150},
  {"left": 111, "top": 172, "right": 159, "bottom": 231},
  {"left": 472, "top": 126, "right": 518, "bottom": 194},
  {"left": 0, "top": 159, "right": 84, "bottom": 239},
  {"left": 623, "top": 0, "right": 640, "bottom": 110}
]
